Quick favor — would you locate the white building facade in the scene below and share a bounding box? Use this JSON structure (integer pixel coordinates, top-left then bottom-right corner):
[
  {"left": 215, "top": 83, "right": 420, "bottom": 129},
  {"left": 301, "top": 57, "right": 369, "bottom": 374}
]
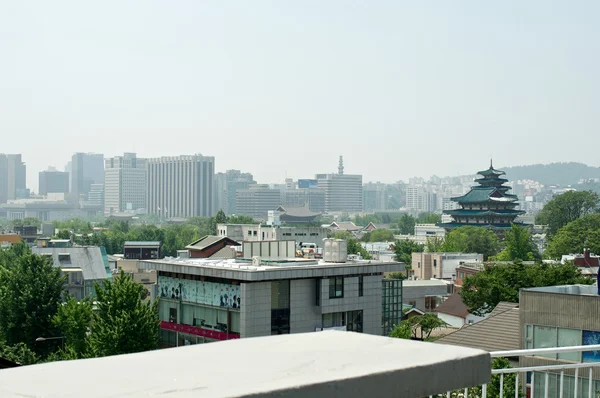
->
[{"left": 104, "top": 153, "right": 147, "bottom": 215}]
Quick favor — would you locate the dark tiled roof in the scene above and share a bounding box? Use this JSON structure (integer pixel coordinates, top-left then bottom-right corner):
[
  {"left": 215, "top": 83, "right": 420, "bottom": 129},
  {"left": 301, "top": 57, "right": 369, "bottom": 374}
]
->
[
  {"left": 451, "top": 187, "right": 518, "bottom": 204},
  {"left": 445, "top": 209, "right": 525, "bottom": 217},
  {"left": 330, "top": 222, "right": 361, "bottom": 231},
  {"left": 185, "top": 236, "right": 240, "bottom": 251},
  {"left": 434, "top": 303, "right": 520, "bottom": 352},
  {"left": 434, "top": 294, "right": 469, "bottom": 318},
  {"left": 477, "top": 166, "right": 506, "bottom": 177}
]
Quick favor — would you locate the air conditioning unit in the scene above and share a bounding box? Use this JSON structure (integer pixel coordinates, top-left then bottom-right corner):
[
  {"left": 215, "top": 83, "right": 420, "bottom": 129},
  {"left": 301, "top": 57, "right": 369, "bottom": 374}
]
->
[{"left": 252, "top": 256, "right": 261, "bottom": 266}]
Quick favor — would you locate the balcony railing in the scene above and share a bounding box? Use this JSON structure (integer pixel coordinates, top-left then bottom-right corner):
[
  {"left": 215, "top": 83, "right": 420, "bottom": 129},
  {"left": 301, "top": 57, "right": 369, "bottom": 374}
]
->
[{"left": 431, "top": 344, "right": 600, "bottom": 398}]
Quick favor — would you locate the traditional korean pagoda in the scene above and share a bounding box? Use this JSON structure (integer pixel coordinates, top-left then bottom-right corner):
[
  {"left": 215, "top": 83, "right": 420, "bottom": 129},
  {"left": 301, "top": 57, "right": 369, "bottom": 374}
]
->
[{"left": 440, "top": 161, "right": 524, "bottom": 231}]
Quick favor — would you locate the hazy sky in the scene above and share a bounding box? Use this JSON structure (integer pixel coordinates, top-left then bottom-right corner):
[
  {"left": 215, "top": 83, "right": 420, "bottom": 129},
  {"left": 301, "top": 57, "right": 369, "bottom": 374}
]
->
[{"left": 1, "top": 1, "right": 599, "bottom": 192}]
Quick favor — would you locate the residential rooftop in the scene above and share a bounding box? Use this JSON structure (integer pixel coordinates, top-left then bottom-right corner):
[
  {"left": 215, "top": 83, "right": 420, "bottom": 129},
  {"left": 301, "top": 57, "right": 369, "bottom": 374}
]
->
[{"left": 0, "top": 332, "right": 490, "bottom": 398}]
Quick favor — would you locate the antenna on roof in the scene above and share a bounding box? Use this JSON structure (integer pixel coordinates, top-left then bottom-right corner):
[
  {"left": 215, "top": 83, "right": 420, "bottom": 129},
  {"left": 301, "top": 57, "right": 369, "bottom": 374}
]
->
[{"left": 490, "top": 157, "right": 493, "bottom": 169}]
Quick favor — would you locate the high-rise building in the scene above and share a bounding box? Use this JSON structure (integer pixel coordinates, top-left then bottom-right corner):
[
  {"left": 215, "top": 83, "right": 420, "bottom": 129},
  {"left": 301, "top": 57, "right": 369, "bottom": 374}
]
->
[
  {"left": 104, "top": 153, "right": 147, "bottom": 215},
  {"left": 213, "top": 170, "right": 256, "bottom": 215},
  {"left": 39, "top": 169, "right": 69, "bottom": 195},
  {"left": 0, "top": 154, "right": 27, "bottom": 203},
  {"left": 147, "top": 155, "right": 214, "bottom": 218},
  {"left": 87, "top": 183, "right": 105, "bottom": 209},
  {"left": 363, "top": 182, "right": 388, "bottom": 212},
  {"left": 316, "top": 156, "right": 363, "bottom": 212},
  {"left": 235, "top": 184, "right": 281, "bottom": 219},
  {"left": 282, "top": 186, "right": 326, "bottom": 213},
  {"left": 406, "top": 185, "right": 437, "bottom": 215},
  {"left": 71, "top": 153, "right": 104, "bottom": 201}
]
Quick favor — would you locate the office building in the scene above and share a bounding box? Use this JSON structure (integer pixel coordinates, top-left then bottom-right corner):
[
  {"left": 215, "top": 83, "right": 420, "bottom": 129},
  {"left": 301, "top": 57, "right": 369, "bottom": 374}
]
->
[
  {"left": 71, "top": 153, "right": 104, "bottom": 201},
  {"left": 87, "top": 184, "right": 104, "bottom": 209},
  {"left": 104, "top": 153, "right": 147, "bottom": 215},
  {"left": 406, "top": 185, "right": 437, "bottom": 215},
  {"left": 214, "top": 170, "right": 255, "bottom": 215},
  {"left": 147, "top": 154, "right": 215, "bottom": 218},
  {"left": 0, "top": 154, "right": 27, "bottom": 203},
  {"left": 316, "top": 156, "right": 363, "bottom": 212},
  {"left": 138, "top": 243, "right": 403, "bottom": 346},
  {"left": 235, "top": 184, "right": 281, "bottom": 219},
  {"left": 282, "top": 187, "right": 326, "bottom": 213},
  {"left": 39, "top": 169, "right": 69, "bottom": 195},
  {"left": 363, "top": 182, "right": 388, "bottom": 212}
]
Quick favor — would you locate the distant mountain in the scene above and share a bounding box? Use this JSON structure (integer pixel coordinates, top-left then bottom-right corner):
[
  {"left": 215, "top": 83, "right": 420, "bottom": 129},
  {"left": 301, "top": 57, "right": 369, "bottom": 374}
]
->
[{"left": 500, "top": 162, "right": 600, "bottom": 186}]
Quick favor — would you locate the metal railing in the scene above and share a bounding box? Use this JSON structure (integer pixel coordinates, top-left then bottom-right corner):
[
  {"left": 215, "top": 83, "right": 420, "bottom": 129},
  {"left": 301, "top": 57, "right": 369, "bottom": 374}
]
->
[{"left": 430, "top": 344, "right": 600, "bottom": 398}]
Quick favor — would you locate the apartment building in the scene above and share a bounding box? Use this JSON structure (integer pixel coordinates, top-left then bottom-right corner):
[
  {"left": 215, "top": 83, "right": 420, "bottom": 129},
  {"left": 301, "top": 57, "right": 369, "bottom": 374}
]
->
[
  {"left": 147, "top": 155, "right": 215, "bottom": 218},
  {"left": 138, "top": 249, "right": 403, "bottom": 346},
  {"left": 412, "top": 252, "right": 483, "bottom": 280}
]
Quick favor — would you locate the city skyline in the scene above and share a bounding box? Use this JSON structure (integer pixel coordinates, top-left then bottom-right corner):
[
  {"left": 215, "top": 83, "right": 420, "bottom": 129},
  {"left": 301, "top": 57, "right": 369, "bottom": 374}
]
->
[{"left": 2, "top": 1, "right": 599, "bottom": 191}]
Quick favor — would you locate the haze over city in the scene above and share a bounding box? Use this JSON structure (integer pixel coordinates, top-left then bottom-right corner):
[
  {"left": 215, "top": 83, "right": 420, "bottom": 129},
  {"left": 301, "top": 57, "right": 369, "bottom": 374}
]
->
[{"left": 1, "top": 1, "right": 599, "bottom": 191}]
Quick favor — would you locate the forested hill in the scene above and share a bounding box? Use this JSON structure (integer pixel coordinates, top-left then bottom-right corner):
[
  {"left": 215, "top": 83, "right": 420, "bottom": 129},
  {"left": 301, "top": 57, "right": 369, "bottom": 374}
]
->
[{"left": 500, "top": 162, "right": 600, "bottom": 186}]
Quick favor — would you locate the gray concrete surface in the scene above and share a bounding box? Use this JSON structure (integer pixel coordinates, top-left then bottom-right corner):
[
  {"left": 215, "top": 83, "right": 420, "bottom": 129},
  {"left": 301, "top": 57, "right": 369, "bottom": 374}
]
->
[{"left": 0, "top": 332, "right": 490, "bottom": 398}]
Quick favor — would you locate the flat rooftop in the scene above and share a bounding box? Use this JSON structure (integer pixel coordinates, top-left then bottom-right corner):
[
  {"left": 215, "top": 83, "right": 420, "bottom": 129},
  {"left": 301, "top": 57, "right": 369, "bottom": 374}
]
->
[
  {"left": 524, "top": 284, "right": 599, "bottom": 296},
  {"left": 0, "top": 332, "right": 490, "bottom": 398},
  {"left": 139, "top": 257, "right": 404, "bottom": 281}
]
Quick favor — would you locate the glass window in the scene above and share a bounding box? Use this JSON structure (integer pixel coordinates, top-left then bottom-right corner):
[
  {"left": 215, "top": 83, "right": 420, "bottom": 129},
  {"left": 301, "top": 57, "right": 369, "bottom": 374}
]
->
[
  {"left": 323, "top": 312, "right": 346, "bottom": 328},
  {"left": 558, "top": 328, "right": 582, "bottom": 361},
  {"left": 328, "top": 277, "right": 344, "bottom": 299},
  {"left": 347, "top": 310, "right": 363, "bottom": 333},
  {"left": 230, "top": 312, "right": 241, "bottom": 334},
  {"left": 358, "top": 276, "right": 364, "bottom": 297},
  {"left": 533, "top": 325, "right": 558, "bottom": 359}
]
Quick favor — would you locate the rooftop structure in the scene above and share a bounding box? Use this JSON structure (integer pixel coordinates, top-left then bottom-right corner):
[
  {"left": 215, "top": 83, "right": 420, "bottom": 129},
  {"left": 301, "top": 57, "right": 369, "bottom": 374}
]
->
[
  {"left": 123, "top": 241, "right": 162, "bottom": 260},
  {"left": 0, "top": 332, "right": 490, "bottom": 398},
  {"left": 440, "top": 161, "right": 524, "bottom": 231},
  {"left": 275, "top": 205, "right": 321, "bottom": 224},
  {"left": 32, "top": 246, "right": 111, "bottom": 299},
  {"left": 184, "top": 236, "right": 240, "bottom": 259},
  {"left": 217, "top": 223, "right": 328, "bottom": 248}
]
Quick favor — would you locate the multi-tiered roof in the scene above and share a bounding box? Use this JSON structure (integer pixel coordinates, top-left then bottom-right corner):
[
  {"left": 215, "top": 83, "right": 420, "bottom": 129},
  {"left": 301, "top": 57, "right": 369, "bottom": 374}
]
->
[{"left": 441, "top": 162, "right": 524, "bottom": 230}]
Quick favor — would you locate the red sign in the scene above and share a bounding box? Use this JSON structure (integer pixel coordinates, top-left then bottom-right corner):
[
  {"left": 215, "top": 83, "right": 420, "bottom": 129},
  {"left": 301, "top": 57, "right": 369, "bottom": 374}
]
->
[{"left": 160, "top": 321, "right": 240, "bottom": 341}]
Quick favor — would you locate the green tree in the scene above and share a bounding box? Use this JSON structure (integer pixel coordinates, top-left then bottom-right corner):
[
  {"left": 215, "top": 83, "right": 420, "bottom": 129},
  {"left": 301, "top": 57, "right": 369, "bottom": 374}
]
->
[
  {"left": 388, "top": 322, "right": 412, "bottom": 339},
  {"left": 425, "top": 236, "right": 445, "bottom": 253},
  {"left": 215, "top": 210, "right": 227, "bottom": 224},
  {"left": 545, "top": 214, "right": 600, "bottom": 259},
  {"left": 392, "top": 240, "right": 424, "bottom": 264},
  {"left": 55, "top": 229, "right": 71, "bottom": 240},
  {"left": 0, "top": 253, "right": 65, "bottom": 355},
  {"left": 332, "top": 232, "right": 372, "bottom": 259},
  {"left": 89, "top": 271, "right": 159, "bottom": 357},
  {"left": 369, "top": 229, "right": 395, "bottom": 242},
  {"left": 460, "top": 262, "right": 592, "bottom": 316},
  {"left": 0, "top": 342, "right": 40, "bottom": 365},
  {"left": 389, "top": 314, "right": 447, "bottom": 340},
  {"left": 226, "top": 215, "right": 258, "bottom": 224},
  {"left": 416, "top": 212, "right": 441, "bottom": 224},
  {"left": 441, "top": 226, "right": 500, "bottom": 260},
  {"left": 495, "top": 223, "right": 539, "bottom": 262},
  {"left": 22, "top": 217, "right": 42, "bottom": 228},
  {"left": 396, "top": 214, "right": 416, "bottom": 234},
  {"left": 53, "top": 297, "right": 93, "bottom": 358},
  {"left": 536, "top": 190, "right": 599, "bottom": 237}
]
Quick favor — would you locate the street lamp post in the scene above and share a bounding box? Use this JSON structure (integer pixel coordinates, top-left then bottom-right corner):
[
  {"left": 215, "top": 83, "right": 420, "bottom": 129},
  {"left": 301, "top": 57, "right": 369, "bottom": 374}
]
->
[{"left": 35, "top": 336, "right": 66, "bottom": 350}]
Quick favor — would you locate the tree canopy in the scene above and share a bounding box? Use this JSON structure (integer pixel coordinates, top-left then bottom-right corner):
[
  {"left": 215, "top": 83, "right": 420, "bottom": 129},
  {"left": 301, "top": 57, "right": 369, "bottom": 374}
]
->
[
  {"left": 392, "top": 240, "right": 424, "bottom": 265},
  {"left": 53, "top": 297, "right": 93, "bottom": 358},
  {"left": 89, "top": 271, "right": 159, "bottom": 357},
  {"left": 545, "top": 213, "right": 600, "bottom": 259},
  {"left": 495, "top": 223, "right": 540, "bottom": 262},
  {"left": 440, "top": 226, "right": 500, "bottom": 260},
  {"left": 535, "top": 190, "right": 599, "bottom": 237},
  {"left": 388, "top": 313, "right": 447, "bottom": 340},
  {"left": 0, "top": 248, "right": 65, "bottom": 356},
  {"left": 460, "top": 262, "right": 592, "bottom": 316}
]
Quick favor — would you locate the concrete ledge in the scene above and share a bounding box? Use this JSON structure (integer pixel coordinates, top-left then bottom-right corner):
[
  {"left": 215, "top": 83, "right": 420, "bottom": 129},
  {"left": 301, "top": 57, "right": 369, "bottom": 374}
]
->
[{"left": 0, "top": 332, "right": 490, "bottom": 398}]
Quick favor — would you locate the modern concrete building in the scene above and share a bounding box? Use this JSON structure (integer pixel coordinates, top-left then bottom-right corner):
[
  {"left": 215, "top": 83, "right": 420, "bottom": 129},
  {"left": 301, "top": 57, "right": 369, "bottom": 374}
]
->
[
  {"left": 0, "top": 154, "right": 27, "bottom": 203},
  {"left": 104, "top": 153, "right": 147, "bottom": 215},
  {"left": 39, "top": 170, "right": 69, "bottom": 195},
  {"left": 235, "top": 184, "right": 281, "bottom": 219},
  {"left": 316, "top": 157, "right": 363, "bottom": 212},
  {"left": 412, "top": 252, "right": 483, "bottom": 280},
  {"left": 70, "top": 152, "right": 104, "bottom": 201},
  {"left": 406, "top": 185, "right": 437, "bottom": 215},
  {"left": 520, "top": 285, "right": 600, "bottom": 396},
  {"left": 402, "top": 279, "right": 453, "bottom": 313},
  {"left": 0, "top": 195, "right": 101, "bottom": 222},
  {"left": 217, "top": 223, "right": 329, "bottom": 248},
  {"left": 32, "top": 246, "right": 112, "bottom": 299},
  {"left": 147, "top": 154, "right": 215, "bottom": 218},
  {"left": 138, "top": 254, "right": 403, "bottom": 346},
  {"left": 282, "top": 187, "right": 326, "bottom": 213}
]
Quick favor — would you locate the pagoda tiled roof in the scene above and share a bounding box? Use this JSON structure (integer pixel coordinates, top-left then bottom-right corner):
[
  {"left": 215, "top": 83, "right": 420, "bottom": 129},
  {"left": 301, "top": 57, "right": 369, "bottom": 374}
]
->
[
  {"left": 474, "top": 177, "right": 508, "bottom": 185},
  {"left": 477, "top": 165, "right": 506, "bottom": 177},
  {"left": 439, "top": 222, "right": 522, "bottom": 230},
  {"left": 445, "top": 209, "right": 525, "bottom": 217},
  {"left": 451, "top": 187, "right": 518, "bottom": 204}
]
